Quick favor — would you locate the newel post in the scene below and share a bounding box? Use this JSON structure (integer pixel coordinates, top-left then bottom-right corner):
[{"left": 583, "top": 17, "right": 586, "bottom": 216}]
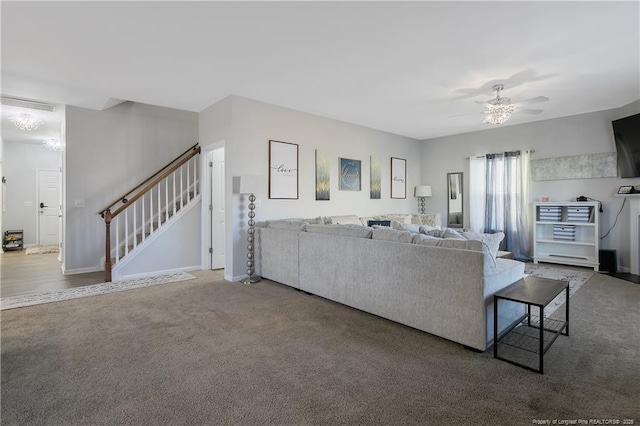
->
[{"left": 104, "top": 209, "right": 112, "bottom": 282}]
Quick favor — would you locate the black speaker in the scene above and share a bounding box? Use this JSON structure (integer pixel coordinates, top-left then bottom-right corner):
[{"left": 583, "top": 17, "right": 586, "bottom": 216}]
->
[{"left": 599, "top": 249, "right": 617, "bottom": 274}]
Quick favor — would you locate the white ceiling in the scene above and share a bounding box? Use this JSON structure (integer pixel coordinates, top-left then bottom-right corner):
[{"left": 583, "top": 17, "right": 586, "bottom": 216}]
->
[{"left": 1, "top": 1, "right": 639, "bottom": 144}]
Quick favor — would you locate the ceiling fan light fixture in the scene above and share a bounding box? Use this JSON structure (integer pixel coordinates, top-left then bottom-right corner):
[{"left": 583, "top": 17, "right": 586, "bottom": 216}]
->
[
  {"left": 9, "top": 112, "right": 43, "bottom": 131},
  {"left": 43, "top": 138, "right": 63, "bottom": 151},
  {"left": 484, "top": 84, "right": 515, "bottom": 125},
  {"left": 485, "top": 103, "right": 515, "bottom": 125}
]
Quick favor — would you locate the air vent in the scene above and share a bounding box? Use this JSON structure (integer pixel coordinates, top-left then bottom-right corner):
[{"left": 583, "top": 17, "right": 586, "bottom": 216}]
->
[{"left": 1, "top": 96, "right": 55, "bottom": 112}]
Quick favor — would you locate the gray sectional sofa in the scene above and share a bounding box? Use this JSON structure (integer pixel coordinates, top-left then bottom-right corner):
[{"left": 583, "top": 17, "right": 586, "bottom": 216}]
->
[{"left": 254, "top": 214, "right": 525, "bottom": 351}]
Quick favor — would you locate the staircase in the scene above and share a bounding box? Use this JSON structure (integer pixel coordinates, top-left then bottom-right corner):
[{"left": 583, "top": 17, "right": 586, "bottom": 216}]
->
[{"left": 99, "top": 143, "right": 201, "bottom": 282}]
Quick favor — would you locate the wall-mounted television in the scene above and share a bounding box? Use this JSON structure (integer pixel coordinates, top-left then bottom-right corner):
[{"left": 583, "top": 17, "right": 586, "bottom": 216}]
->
[{"left": 613, "top": 113, "right": 640, "bottom": 178}]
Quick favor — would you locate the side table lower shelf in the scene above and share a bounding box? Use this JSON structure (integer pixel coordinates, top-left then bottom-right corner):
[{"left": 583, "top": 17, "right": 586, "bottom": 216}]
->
[{"left": 494, "top": 277, "right": 569, "bottom": 374}]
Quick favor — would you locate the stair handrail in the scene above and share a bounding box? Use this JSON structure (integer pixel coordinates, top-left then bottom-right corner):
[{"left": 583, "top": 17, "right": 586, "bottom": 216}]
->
[
  {"left": 98, "top": 142, "right": 200, "bottom": 216},
  {"left": 101, "top": 142, "right": 201, "bottom": 282}
]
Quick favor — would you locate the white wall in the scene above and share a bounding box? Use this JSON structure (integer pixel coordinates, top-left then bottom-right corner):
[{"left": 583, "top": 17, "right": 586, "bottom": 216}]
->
[
  {"left": 200, "top": 95, "right": 422, "bottom": 280},
  {"left": 2, "top": 141, "right": 62, "bottom": 246},
  {"left": 113, "top": 199, "right": 202, "bottom": 279},
  {"left": 420, "top": 101, "right": 640, "bottom": 271},
  {"left": 64, "top": 102, "right": 198, "bottom": 273}
]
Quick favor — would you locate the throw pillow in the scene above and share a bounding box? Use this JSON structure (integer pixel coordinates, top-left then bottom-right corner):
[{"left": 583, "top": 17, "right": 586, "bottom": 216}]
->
[
  {"left": 326, "top": 215, "right": 363, "bottom": 225},
  {"left": 460, "top": 231, "right": 505, "bottom": 260},
  {"left": 411, "top": 214, "right": 440, "bottom": 227},
  {"left": 392, "top": 221, "right": 421, "bottom": 234}
]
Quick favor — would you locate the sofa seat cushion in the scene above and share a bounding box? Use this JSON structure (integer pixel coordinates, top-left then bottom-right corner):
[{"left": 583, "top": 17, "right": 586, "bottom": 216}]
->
[
  {"left": 306, "top": 224, "right": 373, "bottom": 239},
  {"left": 484, "top": 258, "right": 526, "bottom": 295}
]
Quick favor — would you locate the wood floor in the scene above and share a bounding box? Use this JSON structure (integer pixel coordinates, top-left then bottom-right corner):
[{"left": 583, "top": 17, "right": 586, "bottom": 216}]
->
[{"left": 0, "top": 250, "right": 104, "bottom": 298}]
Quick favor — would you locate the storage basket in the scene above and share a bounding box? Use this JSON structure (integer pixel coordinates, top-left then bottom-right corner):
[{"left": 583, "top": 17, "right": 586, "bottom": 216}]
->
[
  {"left": 553, "top": 224, "right": 576, "bottom": 241},
  {"left": 539, "top": 206, "right": 562, "bottom": 222},
  {"left": 567, "top": 206, "right": 592, "bottom": 222}
]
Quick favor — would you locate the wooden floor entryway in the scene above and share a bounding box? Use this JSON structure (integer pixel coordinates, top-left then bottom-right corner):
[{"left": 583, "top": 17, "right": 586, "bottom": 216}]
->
[{"left": 1, "top": 250, "right": 104, "bottom": 298}]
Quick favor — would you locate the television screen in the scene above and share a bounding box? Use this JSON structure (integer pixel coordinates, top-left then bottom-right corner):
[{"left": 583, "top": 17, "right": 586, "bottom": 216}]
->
[{"left": 613, "top": 113, "right": 640, "bottom": 178}]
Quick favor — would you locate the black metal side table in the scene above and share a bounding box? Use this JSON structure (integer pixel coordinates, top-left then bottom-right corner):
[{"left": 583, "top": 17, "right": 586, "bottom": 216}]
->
[{"left": 493, "top": 276, "right": 569, "bottom": 374}]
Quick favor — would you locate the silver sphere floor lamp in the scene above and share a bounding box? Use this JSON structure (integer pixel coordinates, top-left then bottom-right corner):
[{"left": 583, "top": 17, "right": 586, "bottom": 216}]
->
[
  {"left": 414, "top": 185, "right": 432, "bottom": 214},
  {"left": 239, "top": 175, "right": 261, "bottom": 284}
]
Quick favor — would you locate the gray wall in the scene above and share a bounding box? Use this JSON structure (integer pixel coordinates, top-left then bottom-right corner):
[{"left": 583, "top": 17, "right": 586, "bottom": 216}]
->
[
  {"left": 2, "top": 141, "right": 61, "bottom": 246},
  {"left": 420, "top": 101, "right": 640, "bottom": 271},
  {"left": 200, "top": 95, "right": 422, "bottom": 280},
  {"left": 64, "top": 102, "right": 198, "bottom": 273}
]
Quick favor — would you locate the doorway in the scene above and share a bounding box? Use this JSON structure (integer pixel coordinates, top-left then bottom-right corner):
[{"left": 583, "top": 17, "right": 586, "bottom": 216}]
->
[
  {"left": 37, "top": 169, "right": 61, "bottom": 247},
  {"left": 202, "top": 144, "right": 226, "bottom": 270}
]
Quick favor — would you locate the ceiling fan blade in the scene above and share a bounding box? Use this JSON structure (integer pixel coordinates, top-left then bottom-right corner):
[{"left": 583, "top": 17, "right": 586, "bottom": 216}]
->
[
  {"left": 474, "top": 100, "right": 491, "bottom": 105},
  {"left": 448, "top": 111, "right": 484, "bottom": 118},
  {"left": 517, "top": 108, "right": 544, "bottom": 114},
  {"left": 515, "top": 96, "right": 549, "bottom": 106}
]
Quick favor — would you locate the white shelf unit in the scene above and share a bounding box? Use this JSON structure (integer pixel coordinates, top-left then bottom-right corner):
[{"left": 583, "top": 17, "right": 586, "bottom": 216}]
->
[{"left": 533, "top": 202, "right": 600, "bottom": 271}]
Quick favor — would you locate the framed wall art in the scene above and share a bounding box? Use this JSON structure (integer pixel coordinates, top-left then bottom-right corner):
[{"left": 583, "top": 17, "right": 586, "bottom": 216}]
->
[
  {"left": 370, "top": 155, "right": 381, "bottom": 199},
  {"left": 339, "top": 157, "right": 361, "bottom": 191},
  {"left": 390, "top": 157, "right": 406, "bottom": 199},
  {"left": 315, "top": 149, "right": 331, "bottom": 200},
  {"left": 269, "top": 140, "right": 299, "bottom": 199}
]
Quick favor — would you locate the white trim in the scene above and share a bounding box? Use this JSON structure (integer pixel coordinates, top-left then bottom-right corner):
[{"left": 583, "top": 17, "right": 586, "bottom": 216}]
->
[
  {"left": 62, "top": 264, "right": 102, "bottom": 275},
  {"left": 226, "top": 273, "right": 245, "bottom": 282},
  {"left": 200, "top": 140, "right": 226, "bottom": 271},
  {"left": 115, "top": 265, "right": 201, "bottom": 282}
]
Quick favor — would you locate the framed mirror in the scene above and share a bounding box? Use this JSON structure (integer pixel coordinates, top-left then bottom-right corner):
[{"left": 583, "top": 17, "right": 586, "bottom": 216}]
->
[{"left": 447, "top": 172, "right": 463, "bottom": 228}]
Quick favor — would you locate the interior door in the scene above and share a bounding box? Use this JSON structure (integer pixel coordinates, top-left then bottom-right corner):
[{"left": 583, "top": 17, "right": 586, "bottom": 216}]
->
[
  {"left": 211, "top": 147, "right": 225, "bottom": 269},
  {"left": 38, "top": 170, "right": 61, "bottom": 246}
]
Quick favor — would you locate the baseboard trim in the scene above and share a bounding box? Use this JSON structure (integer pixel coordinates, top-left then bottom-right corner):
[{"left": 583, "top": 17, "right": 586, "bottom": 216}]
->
[
  {"left": 62, "top": 264, "right": 102, "bottom": 275},
  {"left": 116, "top": 265, "right": 200, "bottom": 282}
]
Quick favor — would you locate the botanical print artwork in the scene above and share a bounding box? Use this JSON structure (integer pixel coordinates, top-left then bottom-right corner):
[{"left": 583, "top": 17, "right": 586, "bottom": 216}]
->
[
  {"left": 269, "top": 140, "right": 299, "bottom": 199},
  {"left": 390, "top": 157, "right": 406, "bottom": 199},
  {"left": 339, "top": 158, "right": 361, "bottom": 191},
  {"left": 370, "top": 156, "right": 381, "bottom": 199},
  {"left": 316, "top": 149, "right": 330, "bottom": 200}
]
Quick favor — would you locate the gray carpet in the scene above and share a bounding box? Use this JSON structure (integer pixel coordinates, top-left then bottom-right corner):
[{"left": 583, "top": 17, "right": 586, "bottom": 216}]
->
[{"left": 1, "top": 269, "right": 639, "bottom": 425}]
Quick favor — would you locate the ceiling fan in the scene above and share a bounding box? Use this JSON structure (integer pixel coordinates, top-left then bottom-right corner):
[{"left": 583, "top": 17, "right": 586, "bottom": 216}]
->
[{"left": 476, "top": 84, "right": 549, "bottom": 125}]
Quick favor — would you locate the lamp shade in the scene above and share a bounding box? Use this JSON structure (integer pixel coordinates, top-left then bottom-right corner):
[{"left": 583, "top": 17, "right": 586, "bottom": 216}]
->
[
  {"left": 414, "top": 185, "right": 432, "bottom": 198},
  {"left": 238, "top": 175, "right": 261, "bottom": 195}
]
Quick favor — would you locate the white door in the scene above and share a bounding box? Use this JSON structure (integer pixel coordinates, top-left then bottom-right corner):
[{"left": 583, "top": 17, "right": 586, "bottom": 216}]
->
[
  {"left": 38, "top": 170, "right": 61, "bottom": 246},
  {"left": 210, "top": 147, "right": 225, "bottom": 269}
]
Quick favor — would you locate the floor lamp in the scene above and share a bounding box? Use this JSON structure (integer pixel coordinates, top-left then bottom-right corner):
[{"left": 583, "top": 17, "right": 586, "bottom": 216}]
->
[
  {"left": 414, "top": 185, "right": 432, "bottom": 214},
  {"left": 239, "top": 175, "right": 261, "bottom": 284}
]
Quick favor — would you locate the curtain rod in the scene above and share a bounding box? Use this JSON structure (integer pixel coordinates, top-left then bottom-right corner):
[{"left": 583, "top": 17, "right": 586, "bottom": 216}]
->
[{"left": 467, "top": 149, "right": 534, "bottom": 160}]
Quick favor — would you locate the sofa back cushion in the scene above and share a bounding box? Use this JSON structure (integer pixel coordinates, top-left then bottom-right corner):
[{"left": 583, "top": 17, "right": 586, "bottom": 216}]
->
[
  {"left": 267, "top": 220, "right": 307, "bottom": 231},
  {"left": 306, "top": 224, "right": 373, "bottom": 239},
  {"left": 372, "top": 227, "right": 417, "bottom": 244},
  {"left": 412, "top": 234, "right": 441, "bottom": 247}
]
